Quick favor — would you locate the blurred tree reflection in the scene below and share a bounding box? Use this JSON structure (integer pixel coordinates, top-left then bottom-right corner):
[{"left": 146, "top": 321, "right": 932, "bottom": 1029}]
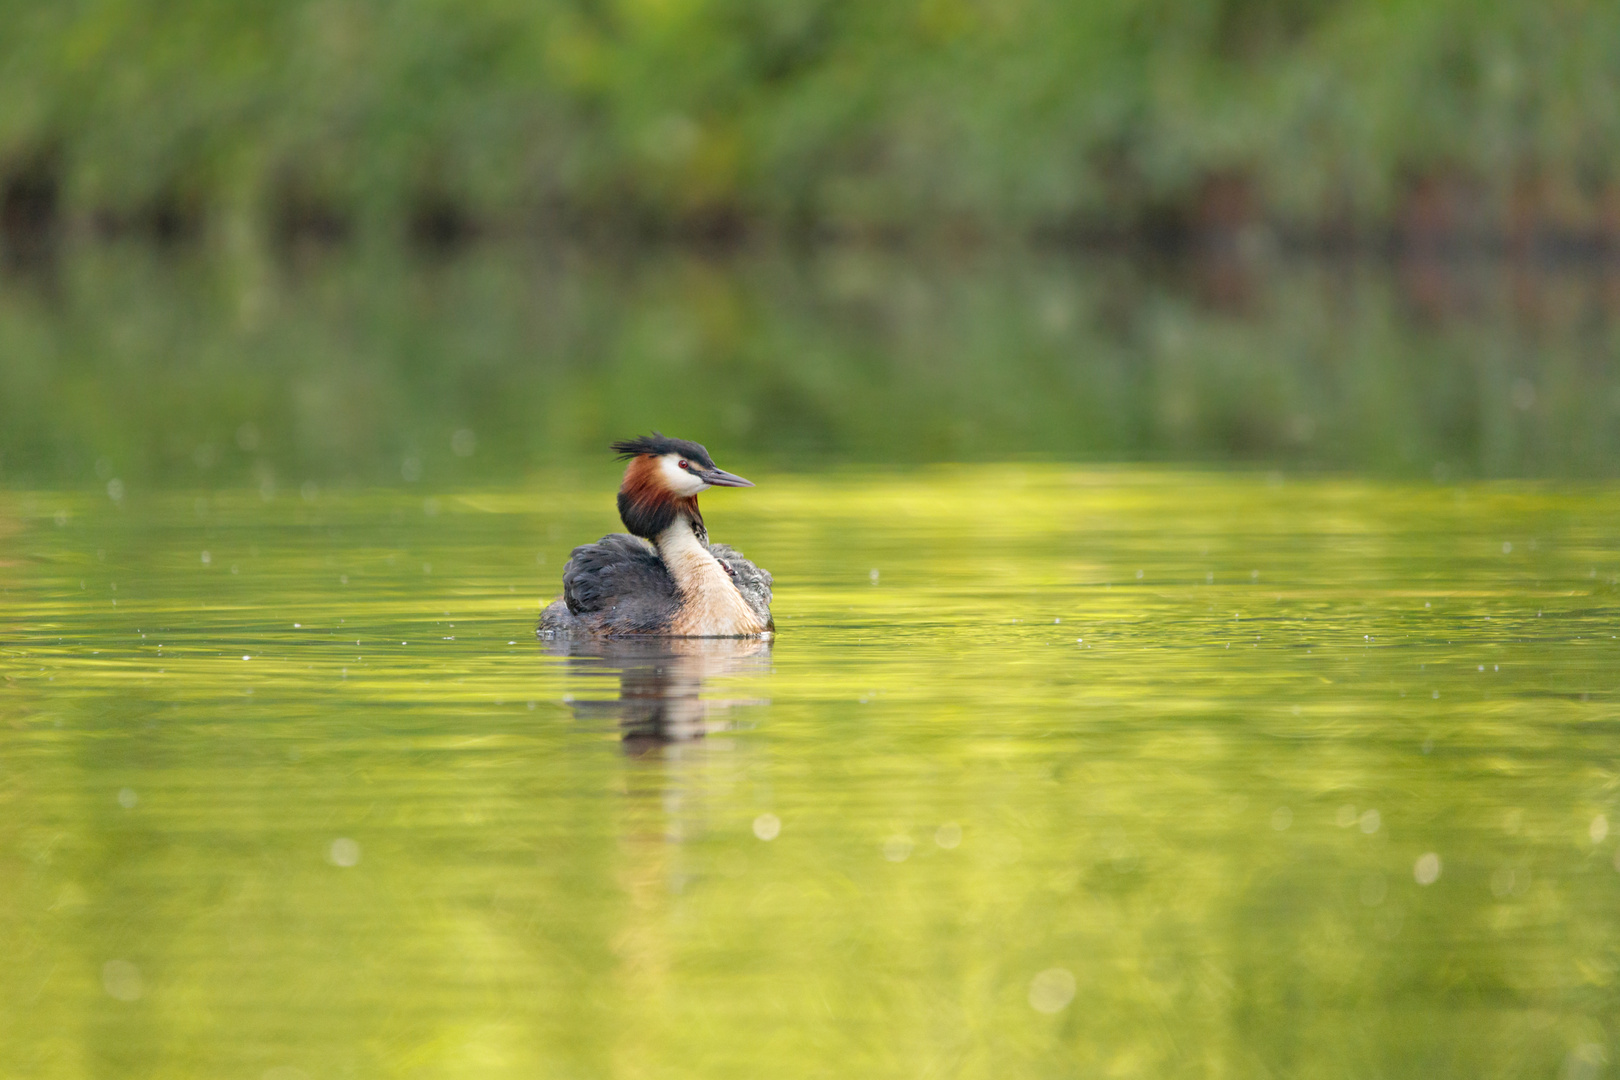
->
[{"left": 0, "top": 246, "right": 1614, "bottom": 485}]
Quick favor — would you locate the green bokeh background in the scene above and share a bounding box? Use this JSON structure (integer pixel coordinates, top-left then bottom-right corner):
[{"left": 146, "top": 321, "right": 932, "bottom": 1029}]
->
[{"left": 4, "top": 0, "right": 1620, "bottom": 241}]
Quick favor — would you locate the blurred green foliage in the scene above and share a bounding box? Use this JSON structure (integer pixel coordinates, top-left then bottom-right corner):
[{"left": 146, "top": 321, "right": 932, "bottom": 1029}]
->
[
  {"left": 3, "top": 0, "right": 1619, "bottom": 239},
  {"left": 1, "top": 244, "right": 1616, "bottom": 486}
]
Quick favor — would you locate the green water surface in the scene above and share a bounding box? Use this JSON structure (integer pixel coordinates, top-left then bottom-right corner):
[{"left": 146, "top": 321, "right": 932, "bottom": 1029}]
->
[{"left": 3, "top": 468, "right": 1619, "bottom": 1079}]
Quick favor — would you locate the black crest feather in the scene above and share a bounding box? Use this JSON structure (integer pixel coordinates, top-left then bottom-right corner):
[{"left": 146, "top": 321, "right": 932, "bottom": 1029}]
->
[{"left": 610, "top": 432, "right": 716, "bottom": 469}]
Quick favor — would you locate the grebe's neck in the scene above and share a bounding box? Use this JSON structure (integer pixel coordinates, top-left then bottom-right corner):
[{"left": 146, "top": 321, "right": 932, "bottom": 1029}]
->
[
  {"left": 653, "top": 514, "right": 709, "bottom": 574},
  {"left": 655, "top": 516, "right": 767, "bottom": 637}
]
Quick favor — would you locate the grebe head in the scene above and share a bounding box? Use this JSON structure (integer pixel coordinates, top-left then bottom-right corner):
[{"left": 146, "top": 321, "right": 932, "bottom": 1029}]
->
[{"left": 609, "top": 432, "right": 753, "bottom": 540}]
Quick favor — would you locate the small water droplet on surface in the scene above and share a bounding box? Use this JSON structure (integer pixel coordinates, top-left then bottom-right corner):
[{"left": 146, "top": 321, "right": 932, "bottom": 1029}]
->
[
  {"left": 1590, "top": 815, "right": 1609, "bottom": 844},
  {"left": 101, "top": 959, "right": 143, "bottom": 1001},
  {"left": 752, "top": 814, "right": 781, "bottom": 841},
  {"left": 1359, "top": 809, "right": 1381, "bottom": 834},
  {"left": 882, "top": 836, "right": 914, "bottom": 862},
  {"left": 1414, "top": 852, "right": 1441, "bottom": 885},
  {"left": 117, "top": 788, "right": 138, "bottom": 809},
  {"left": 1028, "top": 968, "right": 1076, "bottom": 1014},
  {"left": 328, "top": 838, "right": 361, "bottom": 867},
  {"left": 1271, "top": 807, "right": 1293, "bottom": 831},
  {"left": 935, "top": 822, "right": 962, "bottom": 849}
]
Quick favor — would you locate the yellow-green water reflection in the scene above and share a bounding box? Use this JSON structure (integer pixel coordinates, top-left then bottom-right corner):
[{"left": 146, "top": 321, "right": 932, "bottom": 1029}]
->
[{"left": 2, "top": 468, "right": 1619, "bottom": 1079}]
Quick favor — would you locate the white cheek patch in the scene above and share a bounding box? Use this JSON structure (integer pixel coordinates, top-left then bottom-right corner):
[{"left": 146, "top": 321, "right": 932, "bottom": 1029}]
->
[{"left": 658, "top": 454, "right": 709, "bottom": 496}]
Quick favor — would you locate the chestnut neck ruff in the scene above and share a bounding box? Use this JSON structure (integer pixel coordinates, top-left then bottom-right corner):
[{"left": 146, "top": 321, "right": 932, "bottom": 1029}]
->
[{"left": 617, "top": 454, "right": 706, "bottom": 542}]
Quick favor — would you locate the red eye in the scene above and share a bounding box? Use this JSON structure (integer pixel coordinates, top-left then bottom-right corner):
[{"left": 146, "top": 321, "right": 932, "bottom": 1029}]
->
[{"left": 678, "top": 460, "right": 689, "bottom": 469}]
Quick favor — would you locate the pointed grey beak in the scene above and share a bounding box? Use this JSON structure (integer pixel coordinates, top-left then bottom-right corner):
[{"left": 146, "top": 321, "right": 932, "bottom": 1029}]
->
[{"left": 702, "top": 467, "right": 754, "bottom": 488}]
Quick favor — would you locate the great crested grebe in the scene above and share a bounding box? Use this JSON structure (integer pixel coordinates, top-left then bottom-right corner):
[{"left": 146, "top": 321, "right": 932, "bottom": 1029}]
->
[{"left": 538, "top": 434, "right": 773, "bottom": 638}]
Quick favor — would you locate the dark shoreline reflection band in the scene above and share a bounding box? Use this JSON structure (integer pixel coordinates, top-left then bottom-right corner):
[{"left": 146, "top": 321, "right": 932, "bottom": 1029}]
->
[{"left": 6, "top": 251, "right": 1617, "bottom": 486}]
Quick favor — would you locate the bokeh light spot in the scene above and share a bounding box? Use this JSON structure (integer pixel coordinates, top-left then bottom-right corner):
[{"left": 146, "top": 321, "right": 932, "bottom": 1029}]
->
[
  {"left": 1028, "top": 968, "right": 1076, "bottom": 1013},
  {"left": 102, "top": 959, "right": 143, "bottom": 1001},
  {"left": 328, "top": 838, "right": 362, "bottom": 867}
]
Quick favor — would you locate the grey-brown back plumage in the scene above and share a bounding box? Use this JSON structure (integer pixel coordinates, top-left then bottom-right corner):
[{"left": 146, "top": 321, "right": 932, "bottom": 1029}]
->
[
  {"left": 539, "top": 533, "right": 773, "bottom": 637},
  {"left": 708, "top": 542, "right": 773, "bottom": 626}
]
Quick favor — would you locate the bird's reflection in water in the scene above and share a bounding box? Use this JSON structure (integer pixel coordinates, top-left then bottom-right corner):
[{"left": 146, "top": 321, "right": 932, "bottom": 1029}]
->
[{"left": 543, "top": 636, "right": 772, "bottom": 753}]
